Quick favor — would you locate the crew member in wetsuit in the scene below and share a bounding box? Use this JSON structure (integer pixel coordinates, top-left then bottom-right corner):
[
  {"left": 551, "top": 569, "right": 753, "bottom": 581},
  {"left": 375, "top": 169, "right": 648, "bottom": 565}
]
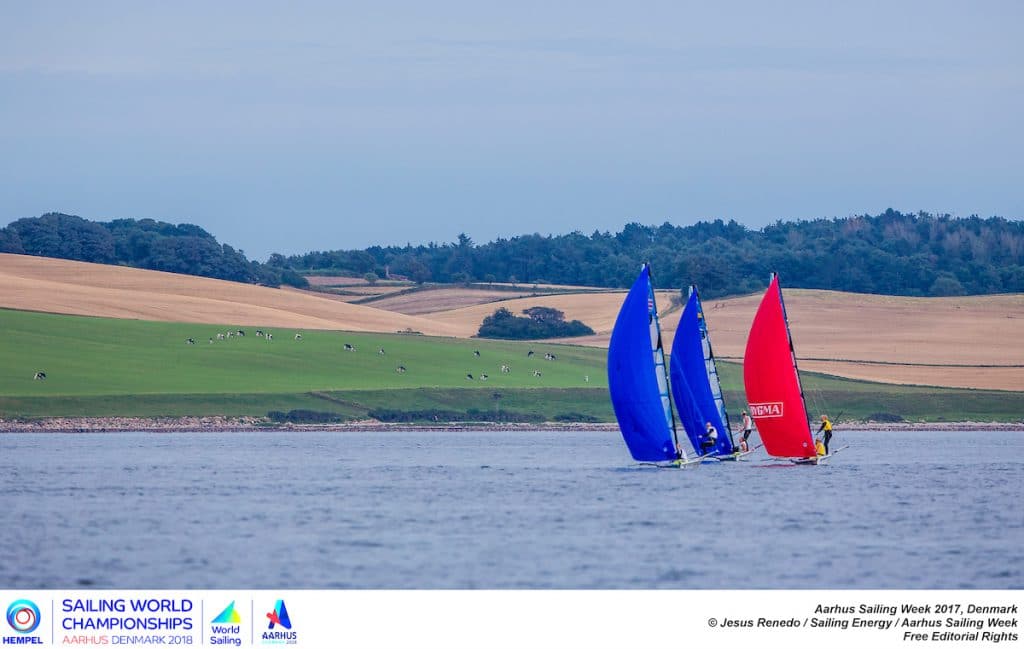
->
[{"left": 817, "top": 414, "right": 833, "bottom": 454}]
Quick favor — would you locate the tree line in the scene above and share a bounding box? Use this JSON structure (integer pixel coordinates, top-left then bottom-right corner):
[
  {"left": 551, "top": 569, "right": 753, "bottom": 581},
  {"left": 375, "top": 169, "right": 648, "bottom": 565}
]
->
[
  {"left": 3, "top": 210, "right": 1023, "bottom": 298},
  {"left": 282, "top": 210, "right": 1024, "bottom": 297},
  {"left": 0, "top": 213, "right": 307, "bottom": 288}
]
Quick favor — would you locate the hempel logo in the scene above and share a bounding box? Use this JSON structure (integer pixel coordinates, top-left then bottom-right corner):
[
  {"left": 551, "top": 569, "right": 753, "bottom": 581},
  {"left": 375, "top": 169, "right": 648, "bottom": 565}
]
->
[
  {"left": 6, "top": 600, "right": 41, "bottom": 635},
  {"left": 749, "top": 402, "right": 784, "bottom": 418}
]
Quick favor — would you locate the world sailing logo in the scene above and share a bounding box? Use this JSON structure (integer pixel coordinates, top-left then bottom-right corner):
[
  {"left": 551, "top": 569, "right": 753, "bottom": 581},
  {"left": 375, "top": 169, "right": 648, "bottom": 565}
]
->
[
  {"left": 210, "top": 601, "right": 243, "bottom": 646},
  {"left": 212, "top": 601, "right": 242, "bottom": 625},
  {"left": 749, "top": 402, "right": 784, "bottom": 418}
]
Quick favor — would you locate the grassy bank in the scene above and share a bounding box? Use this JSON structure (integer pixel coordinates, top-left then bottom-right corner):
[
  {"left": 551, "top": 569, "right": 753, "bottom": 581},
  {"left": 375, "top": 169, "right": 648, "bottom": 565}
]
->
[{"left": 1, "top": 308, "right": 1021, "bottom": 422}]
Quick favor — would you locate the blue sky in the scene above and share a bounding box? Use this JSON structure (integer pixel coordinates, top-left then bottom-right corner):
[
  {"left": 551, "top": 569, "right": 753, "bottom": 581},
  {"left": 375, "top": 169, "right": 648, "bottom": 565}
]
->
[{"left": 1, "top": 1, "right": 1021, "bottom": 259}]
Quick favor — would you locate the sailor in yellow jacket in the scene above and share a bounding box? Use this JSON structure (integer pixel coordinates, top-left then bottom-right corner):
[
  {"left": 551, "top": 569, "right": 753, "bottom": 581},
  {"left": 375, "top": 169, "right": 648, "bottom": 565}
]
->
[{"left": 816, "top": 414, "right": 833, "bottom": 455}]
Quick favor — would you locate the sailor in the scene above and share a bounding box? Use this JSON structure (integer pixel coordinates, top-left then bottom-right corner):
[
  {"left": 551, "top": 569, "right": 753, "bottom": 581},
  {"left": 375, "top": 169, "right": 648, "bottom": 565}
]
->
[
  {"left": 702, "top": 421, "right": 718, "bottom": 453},
  {"left": 738, "top": 436, "right": 749, "bottom": 453},
  {"left": 817, "top": 414, "right": 833, "bottom": 454},
  {"left": 740, "top": 410, "right": 753, "bottom": 443}
]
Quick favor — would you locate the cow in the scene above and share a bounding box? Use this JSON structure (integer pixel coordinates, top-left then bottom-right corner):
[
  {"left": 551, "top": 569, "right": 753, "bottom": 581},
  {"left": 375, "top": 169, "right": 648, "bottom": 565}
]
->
[
  {"left": 533, "top": 370, "right": 542, "bottom": 378},
  {"left": 186, "top": 337, "right": 196, "bottom": 345},
  {"left": 378, "top": 347, "right": 386, "bottom": 355},
  {"left": 33, "top": 371, "right": 46, "bottom": 380},
  {"left": 473, "top": 350, "right": 481, "bottom": 357},
  {"left": 396, "top": 365, "right": 407, "bottom": 374},
  {"left": 344, "top": 343, "right": 356, "bottom": 351},
  {"left": 256, "top": 330, "right": 265, "bottom": 337},
  {"left": 266, "top": 333, "right": 273, "bottom": 341},
  {"left": 216, "top": 333, "right": 225, "bottom": 340},
  {"left": 209, "top": 338, "right": 214, "bottom": 344},
  {"left": 584, "top": 375, "right": 590, "bottom": 383},
  {"left": 527, "top": 350, "right": 534, "bottom": 357},
  {"left": 500, "top": 364, "right": 510, "bottom": 373},
  {"left": 294, "top": 334, "right": 303, "bottom": 341},
  {"left": 466, "top": 373, "right": 474, "bottom": 380},
  {"left": 480, "top": 374, "right": 489, "bottom": 381},
  {"left": 237, "top": 330, "right": 245, "bottom": 337}
]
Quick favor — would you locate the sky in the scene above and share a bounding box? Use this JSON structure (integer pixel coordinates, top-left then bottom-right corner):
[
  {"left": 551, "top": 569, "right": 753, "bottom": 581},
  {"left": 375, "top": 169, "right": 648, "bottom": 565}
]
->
[{"left": 1, "top": 1, "right": 1021, "bottom": 259}]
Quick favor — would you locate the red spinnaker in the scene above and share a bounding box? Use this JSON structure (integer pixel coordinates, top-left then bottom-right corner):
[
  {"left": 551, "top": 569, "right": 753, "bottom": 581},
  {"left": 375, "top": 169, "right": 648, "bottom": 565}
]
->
[{"left": 743, "top": 276, "right": 815, "bottom": 458}]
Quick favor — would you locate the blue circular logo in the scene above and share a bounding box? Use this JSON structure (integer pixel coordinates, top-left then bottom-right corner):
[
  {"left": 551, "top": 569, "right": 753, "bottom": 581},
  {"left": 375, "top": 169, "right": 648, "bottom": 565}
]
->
[{"left": 6, "top": 600, "right": 40, "bottom": 634}]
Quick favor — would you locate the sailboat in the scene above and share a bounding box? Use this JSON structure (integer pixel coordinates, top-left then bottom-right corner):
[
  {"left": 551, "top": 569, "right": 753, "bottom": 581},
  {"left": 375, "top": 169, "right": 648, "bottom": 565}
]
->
[
  {"left": 608, "top": 264, "right": 699, "bottom": 468},
  {"left": 743, "top": 273, "right": 844, "bottom": 465},
  {"left": 669, "top": 285, "right": 753, "bottom": 461}
]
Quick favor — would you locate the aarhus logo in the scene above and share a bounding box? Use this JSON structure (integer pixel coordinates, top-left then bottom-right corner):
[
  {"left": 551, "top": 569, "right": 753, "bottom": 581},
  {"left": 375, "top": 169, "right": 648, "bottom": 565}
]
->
[
  {"left": 265, "top": 600, "right": 291, "bottom": 630},
  {"left": 6, "top": 600, "right": 40, "bottom": 634},
  {"left": 262, "top": 600, "right": 296, "bottom": 645},
  {"left": 749, "top": 402, "right": 784, "bottom": 418}
]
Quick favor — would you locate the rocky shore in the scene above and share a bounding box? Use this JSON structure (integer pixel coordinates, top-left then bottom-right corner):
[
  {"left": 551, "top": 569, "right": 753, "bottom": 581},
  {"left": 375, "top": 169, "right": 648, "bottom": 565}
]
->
[{"left": 0, "top": 417, "right": 1021, "bottom": 433}]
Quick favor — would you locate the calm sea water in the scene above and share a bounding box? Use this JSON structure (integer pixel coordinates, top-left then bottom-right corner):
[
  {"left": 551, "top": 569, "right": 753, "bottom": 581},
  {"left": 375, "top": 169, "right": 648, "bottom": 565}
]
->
[{"left": 2, "top": 429, "right": 1021, "bottom": 589}]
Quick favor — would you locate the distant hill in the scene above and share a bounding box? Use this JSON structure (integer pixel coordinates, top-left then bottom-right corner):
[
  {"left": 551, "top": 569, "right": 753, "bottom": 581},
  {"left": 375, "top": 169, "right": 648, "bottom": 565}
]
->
[
  {"left": 281, "top": 210, "right": 1024, "bottom": 298},
  {"left": 0, "top": 212, "right": 306, "bottom": 288}
]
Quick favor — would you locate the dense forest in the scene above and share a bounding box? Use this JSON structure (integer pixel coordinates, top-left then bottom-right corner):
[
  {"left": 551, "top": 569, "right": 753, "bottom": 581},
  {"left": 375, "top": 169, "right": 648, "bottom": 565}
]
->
[
  {"left": 0, "top": 213, "right": 307, "bottom": 288},
  {"left": 283, "top": 210, "right": 1024, "bottom": 298}
]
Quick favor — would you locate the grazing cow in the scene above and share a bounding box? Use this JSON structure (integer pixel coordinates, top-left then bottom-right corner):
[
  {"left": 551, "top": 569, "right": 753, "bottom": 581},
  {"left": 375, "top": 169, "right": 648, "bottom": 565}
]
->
[
  {"left": 33, "top": 371, "right": 46, "bottom": 380},
  {"left": 209, "top": 338, "right": 214, "bottom": 344},
  {"left": 500, "top": 364, "right": 510, "bottom": 373},
  {"left": 480, "top": 374, "right": 489, "bottom": 381},
  {"left": 466, "top": 373, "right": 474, "bottom": 380},
  {"left": 186, "top": 337, "right": 196, "bottom": 345},
  {"left": 216, "top": 333, "right": 225, "bottom": 340},
  {"left": 473, "top": 350, "right": 481, "bottom": 357},
  {"left": 294, "top": 334, "right": 302, "bottom": 341},
  {"left": 378, "top": 347, "right": 385, "bottom": 355},
  {"left": 226, "top": 331, "right": 234, "bottom": 338},
  {"left": 266, "top": 333, "right": 273, "bottom": 341},
  {"left": 584, "top": 375, "right": 590, "bottom": 383},
  {"left": 396, "top": 365, "right": 407, "bottom": 374},
  {"left": 256, "top": 330, "right": 265, "bottom": 337},
  {"left": 237, "top": 330, "right": 245, "bottom": 337},
  {"left": 344, "top": 343, "right": 356, "bottom": 351},
  {"left": 550, "top": 353, "right": 557, "bottom": 361},
  {"left": 527, "top": 350, "right": 534, "bottom": 357},
  {"left": 533, "top": 370, "right": 542, "bottom": 377}
]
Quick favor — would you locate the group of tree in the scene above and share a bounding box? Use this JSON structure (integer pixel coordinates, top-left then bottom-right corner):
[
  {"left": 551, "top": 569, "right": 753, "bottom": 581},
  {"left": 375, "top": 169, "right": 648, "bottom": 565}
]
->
[
  {"left": 0, "top": 213, "right": 307, "bottom": 288},
  {"left": 5, "top": 210, "right": 1024, "bottom": 299},
  {"left": 281, "top": 210, "right": 1024, "bottom": 298},
  {"left": 477, "top": 306, "right": 595, "bottom": 339}
]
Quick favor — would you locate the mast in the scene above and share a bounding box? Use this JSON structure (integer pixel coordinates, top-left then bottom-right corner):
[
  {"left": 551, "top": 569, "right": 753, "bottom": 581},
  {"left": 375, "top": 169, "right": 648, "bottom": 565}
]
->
[
  {"left": 647, "top": 264, "right": 680, "bottom": 453},
  {"left": 692, "top": 284, "right": 734, "bottom": 447},
  {"left": 773, "top": 272, "right": 812, "bottom": 437}
]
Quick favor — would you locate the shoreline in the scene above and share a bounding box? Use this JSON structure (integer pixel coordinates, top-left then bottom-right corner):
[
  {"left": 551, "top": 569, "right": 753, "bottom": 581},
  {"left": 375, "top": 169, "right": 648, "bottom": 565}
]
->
[{"left": 1, "top": 416, "right": 1021, "bottom": 433}]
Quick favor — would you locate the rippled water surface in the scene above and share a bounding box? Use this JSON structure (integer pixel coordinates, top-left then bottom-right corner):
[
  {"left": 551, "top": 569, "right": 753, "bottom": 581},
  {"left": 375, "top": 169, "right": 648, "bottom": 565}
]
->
[{"left": 3, "top": 429, "right": 1021, "bottom": 588}]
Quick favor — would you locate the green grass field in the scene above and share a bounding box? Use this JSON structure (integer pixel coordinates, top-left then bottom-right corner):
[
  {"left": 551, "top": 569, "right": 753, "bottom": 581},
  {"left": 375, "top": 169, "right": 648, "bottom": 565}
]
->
[{"left": 1, "top": 308, "right": 1021, "bottom": 422}]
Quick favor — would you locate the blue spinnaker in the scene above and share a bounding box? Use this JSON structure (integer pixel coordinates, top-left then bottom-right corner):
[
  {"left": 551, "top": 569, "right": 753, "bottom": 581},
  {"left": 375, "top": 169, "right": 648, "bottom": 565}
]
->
[
  {"left": 670, "top": 289, "right": 734, "bottom": 456},
  {"left": 608, "top": 266, "right": 678, "bottom": 461}
]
